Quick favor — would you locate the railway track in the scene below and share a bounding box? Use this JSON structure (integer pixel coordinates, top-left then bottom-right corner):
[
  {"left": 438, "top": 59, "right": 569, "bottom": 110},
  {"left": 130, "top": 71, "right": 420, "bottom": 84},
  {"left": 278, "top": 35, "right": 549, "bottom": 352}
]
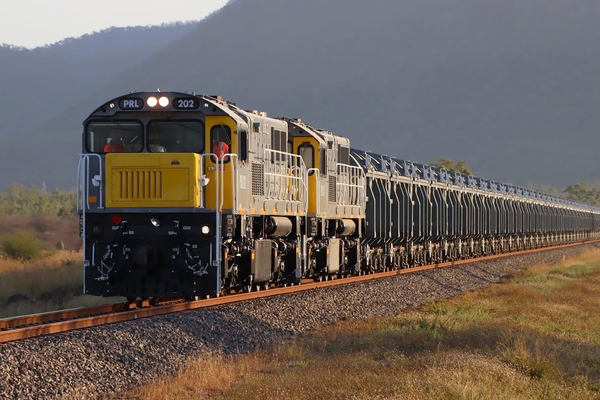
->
[{"left": 0, "top": 240, "right": 596, "bottom": 345}]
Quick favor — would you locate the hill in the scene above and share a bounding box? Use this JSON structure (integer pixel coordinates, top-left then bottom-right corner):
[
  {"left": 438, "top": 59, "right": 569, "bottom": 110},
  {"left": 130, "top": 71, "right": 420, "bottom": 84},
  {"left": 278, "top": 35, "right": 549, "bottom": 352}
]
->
[
  {"left": 0, "top": 23, "right": 197, "bottom": 189},
  {"left": 2, "top": 0, "right": 599, "bottom": 189}
]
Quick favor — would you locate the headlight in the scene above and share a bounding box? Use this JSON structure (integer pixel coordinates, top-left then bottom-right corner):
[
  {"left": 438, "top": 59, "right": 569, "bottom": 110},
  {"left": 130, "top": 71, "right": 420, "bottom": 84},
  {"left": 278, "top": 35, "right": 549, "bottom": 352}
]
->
[
  {"left": 150, "top": 218, "right": 160, "bottom": 227},
  {"left": 147, "top": 96, "right": 158, "bottom": 107},
  {"left": 158, "top": 96, "right": 170, "bottom": 108},
  {"left": 201, "top": 225, "right": 211, "bottom": 235}
]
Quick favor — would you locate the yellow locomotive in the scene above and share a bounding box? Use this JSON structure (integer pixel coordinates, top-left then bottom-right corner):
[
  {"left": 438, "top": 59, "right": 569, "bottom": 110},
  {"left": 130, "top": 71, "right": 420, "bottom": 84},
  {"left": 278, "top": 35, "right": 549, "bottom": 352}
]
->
[{"left": 78, "top": 92, "right": 364, "bottom": 298}]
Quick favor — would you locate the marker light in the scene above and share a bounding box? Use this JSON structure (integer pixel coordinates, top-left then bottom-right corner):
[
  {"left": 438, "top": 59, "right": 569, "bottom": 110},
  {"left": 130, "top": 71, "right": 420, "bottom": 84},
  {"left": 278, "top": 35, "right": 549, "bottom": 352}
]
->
[
  {"left": 201, "top": 225, "right": 211, "bottom": 235},
  {"left": 150, "top": 218, "right": 161, "bottom": 227},
  {"left": 111, "top": 214, "right": 123, "bottom": 225},
  {"left": 147, "top": 96, "right": 158, "bottom": 107},
  {"left": 158, "top": 96, "right": 170, "bottom": 107}
]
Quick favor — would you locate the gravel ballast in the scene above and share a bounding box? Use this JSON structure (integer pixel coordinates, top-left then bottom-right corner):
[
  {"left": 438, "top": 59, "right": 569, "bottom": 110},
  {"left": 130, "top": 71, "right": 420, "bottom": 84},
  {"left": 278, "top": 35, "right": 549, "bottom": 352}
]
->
[{"left": 0, "top": 245, "right": 596, "bottom": 399}]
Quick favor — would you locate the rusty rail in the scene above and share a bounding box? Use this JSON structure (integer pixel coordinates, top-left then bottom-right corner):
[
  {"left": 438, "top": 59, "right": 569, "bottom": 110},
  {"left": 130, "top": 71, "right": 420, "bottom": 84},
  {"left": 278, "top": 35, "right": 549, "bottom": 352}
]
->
[
  {"left": 0, "top": 240, "right": 596, "bottom": 345},
  {"left": 0, "top": 303, "right": 125, "bottom": 330}
]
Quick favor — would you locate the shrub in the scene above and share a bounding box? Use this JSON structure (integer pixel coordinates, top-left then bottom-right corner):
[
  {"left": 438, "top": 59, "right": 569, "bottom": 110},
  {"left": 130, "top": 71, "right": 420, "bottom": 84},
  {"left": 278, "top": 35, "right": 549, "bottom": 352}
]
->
[
  {"left": 0, "top": 184, "right": 76, "bottom": 216},
  {"left": 1, "top": 232, "right": 45, "bottom": 260},
  {"left": 0, "top": 214, "right": 81, "bottom": 251}
]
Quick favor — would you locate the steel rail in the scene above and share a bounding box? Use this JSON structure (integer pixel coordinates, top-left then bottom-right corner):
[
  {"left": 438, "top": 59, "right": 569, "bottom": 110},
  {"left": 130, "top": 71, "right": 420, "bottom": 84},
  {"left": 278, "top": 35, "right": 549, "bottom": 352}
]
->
[
  {"left": 0, "top": 303, "right": 124, "bottom": 330},
  {"left": 0, "top": 298, "right": 182, "bottom": 331},
  {"left": 0, "top": 239, "right": 597, "bottom": 344}
]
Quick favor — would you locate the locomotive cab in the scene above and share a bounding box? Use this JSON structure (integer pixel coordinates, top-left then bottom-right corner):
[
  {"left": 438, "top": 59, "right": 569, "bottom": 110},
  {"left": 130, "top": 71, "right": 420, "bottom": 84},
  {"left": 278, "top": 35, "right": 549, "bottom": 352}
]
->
[
  {"left": 284, "top": 118, "right": 365, "bottom": 278},
  {"left": 79, "top": 93, "right": 242, "bottom": 298}
]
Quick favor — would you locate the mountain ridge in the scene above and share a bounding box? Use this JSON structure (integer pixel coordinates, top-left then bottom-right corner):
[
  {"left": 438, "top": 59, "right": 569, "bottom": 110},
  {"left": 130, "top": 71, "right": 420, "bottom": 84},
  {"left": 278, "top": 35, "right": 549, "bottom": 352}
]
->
[{"left": 1, "top": 0, "right": 598, "bottom": 189}]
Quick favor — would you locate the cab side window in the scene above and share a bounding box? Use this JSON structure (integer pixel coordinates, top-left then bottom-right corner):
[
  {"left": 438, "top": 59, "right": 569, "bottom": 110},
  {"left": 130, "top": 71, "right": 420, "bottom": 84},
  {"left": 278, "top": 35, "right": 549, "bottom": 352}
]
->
[
  {"left": 298, "top": 143, "right": 314, "bottom": 169},
  {"left": 210, "top": 125, "right": 232, "bottom": 161}
]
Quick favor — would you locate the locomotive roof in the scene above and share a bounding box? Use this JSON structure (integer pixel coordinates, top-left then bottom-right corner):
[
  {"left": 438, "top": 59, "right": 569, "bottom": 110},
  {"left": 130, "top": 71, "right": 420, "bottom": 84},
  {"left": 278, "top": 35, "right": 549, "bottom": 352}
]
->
[{"left": 282, "top": 117, "right": 350, "bottom": 147}]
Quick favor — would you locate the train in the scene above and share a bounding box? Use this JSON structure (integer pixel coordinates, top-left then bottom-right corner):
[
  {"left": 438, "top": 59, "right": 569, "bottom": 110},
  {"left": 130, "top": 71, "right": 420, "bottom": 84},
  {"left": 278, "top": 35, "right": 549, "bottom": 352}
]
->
[{"left": 77, "top": 92, "right": 600, "bottom": 299}]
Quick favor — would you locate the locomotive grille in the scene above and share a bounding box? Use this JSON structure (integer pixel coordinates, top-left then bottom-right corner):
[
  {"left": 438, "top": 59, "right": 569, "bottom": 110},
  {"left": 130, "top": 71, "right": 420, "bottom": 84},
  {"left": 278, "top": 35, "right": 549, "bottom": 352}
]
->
[
  {"left": 117, "top": 170, "right": 163, "bottom": 199},
  {"left": 105, "top": 153, "right": 198, "bottom": 208},
  {"left": 329, "top": 176, "right": 337, "bottom": 202},
  {"left": 252, "top": 163, "right": 264, "bottom": 196}
]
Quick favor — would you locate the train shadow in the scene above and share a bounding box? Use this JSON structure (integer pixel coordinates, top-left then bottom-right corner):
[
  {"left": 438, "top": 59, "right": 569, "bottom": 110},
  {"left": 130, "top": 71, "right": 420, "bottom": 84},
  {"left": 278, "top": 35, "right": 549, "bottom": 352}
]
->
[
  {"left": 454, "top": 264, "right": 504, "bottom": 283},
  {"left": 417, "top": 263, "right": 503, "bottom": 295}
]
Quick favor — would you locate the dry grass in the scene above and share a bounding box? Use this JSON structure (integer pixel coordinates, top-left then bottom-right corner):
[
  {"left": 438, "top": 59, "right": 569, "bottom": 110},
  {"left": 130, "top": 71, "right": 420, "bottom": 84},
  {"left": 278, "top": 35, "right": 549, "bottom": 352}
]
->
[
  {"left": 0, "top": 250, "right": 82, "bottom": 298},
  {"left": 0, "top": 250, "right": 118, "bottom": 318},
  {"left": 0, "top": 213, "right": 80, "bottom": 251},
  {"left": 135, "top": 250, "right": 600, "bottom": 400},
  {"left": 0, "top": 213, "right": 117, "bottom": 317},
  {"left": 138, "top": 353, "right": 266, "bottom": 400}
]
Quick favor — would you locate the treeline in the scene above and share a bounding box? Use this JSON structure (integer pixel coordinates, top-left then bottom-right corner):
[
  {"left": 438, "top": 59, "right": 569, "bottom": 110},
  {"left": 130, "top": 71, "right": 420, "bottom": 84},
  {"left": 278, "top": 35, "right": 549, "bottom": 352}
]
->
[
  {"left": 0, "top": 184, "right": 76, "bottom": 216},
  {"left": 563, "top": 183, "right": 600, "bottom": 206},
  {"left": 532, "top": 182, "right": 600, "bottom": 206},
  {"left": 429, "top": 158, "right": 473, "bottom": 176}
]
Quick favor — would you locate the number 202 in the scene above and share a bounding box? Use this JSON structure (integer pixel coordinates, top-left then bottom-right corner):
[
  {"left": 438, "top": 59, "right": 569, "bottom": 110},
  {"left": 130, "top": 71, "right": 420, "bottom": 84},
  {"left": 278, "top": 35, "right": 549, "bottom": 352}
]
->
[{"left": 178, "top": 99, "right": 195, "bottom": 108}]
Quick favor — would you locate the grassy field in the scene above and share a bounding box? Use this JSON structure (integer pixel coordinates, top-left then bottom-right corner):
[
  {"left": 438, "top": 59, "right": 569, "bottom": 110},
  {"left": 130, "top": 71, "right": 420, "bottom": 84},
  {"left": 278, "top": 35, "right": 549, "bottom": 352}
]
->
[
  {"left": 0, "top": 214, "right": 80, "bottom": 251},
  {"left": 137, "top": 250, "right": 600, "bottom": 400},
  {"left": 0, "top": 214, "right": 119, "bottom": 318},
  {"left": 0, "top": 250, "right": 118, "bottom": 318}
]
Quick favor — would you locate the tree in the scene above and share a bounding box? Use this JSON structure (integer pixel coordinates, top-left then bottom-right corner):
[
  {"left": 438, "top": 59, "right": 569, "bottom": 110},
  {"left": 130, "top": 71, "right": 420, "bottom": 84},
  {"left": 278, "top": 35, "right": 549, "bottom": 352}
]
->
[
  {"left": 429, "top": 158, "right": 473, "bottom": 175},
  {"left": 0, "top": 184, "right": 76, "bottom": 216},
  {"left": 563, "top": 183, "right": 600, "bottom": 206}
]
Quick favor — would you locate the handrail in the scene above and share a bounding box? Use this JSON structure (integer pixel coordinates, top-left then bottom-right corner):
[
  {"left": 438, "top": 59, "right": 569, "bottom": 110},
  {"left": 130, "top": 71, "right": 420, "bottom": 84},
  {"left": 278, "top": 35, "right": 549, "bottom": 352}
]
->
[
  {"left": 77, "top": 155, "right": 86, "bottom": 294},
  {"left": 307, "top": 168, "right": 320, "bottom": 215},
  {"left": 77, "top": 156, "right": 83, "bottom": 211},
  {"left": 336, "top": 163, "right": 366, "bottom": 209},
  {"left": 77, "top": 154, "right": 103, "bottom": 211},
  {"left": 222, "top": 153, "right": 238, "bottom": 212},
  {"left": 77, "top": 153, "right": 103, "bottom": 294},
  {"left": 262, "top": 149, "right": 308, "bottom": 211},
  {"left": 201, "top": 153, "right": 222, "bottom": 292},
  {"left": 198, "top": 155, "right": 204, "bottom": 208}
]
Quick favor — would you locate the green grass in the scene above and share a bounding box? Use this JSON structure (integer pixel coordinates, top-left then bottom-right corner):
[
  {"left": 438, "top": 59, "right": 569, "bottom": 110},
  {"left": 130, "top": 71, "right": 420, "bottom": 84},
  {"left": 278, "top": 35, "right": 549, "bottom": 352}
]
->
[{"left": 1, "top": 232, "right": 45, "bottom": 260}]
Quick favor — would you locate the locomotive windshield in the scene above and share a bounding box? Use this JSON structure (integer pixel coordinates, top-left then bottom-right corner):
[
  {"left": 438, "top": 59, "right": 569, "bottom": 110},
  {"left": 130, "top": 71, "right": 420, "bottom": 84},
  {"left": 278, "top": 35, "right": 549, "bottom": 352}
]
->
[
  {"left": 147, "top": 119, "right": 204, "bottom": 153},
  {"left": 86, "top": 121, "right": 143, "bottom": 153}
]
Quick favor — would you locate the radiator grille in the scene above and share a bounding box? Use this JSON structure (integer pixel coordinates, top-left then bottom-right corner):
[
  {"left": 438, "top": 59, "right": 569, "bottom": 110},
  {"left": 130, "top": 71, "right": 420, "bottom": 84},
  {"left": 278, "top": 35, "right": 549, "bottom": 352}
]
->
[
  {"left": 117, "top": 170, "right": 163, "bottom": 200},
  {"left": 328, "top": 176, "right": 337, "bottom": 202},
  {"left": 252, "top": 163, "right": 264, "bottom": 196}
]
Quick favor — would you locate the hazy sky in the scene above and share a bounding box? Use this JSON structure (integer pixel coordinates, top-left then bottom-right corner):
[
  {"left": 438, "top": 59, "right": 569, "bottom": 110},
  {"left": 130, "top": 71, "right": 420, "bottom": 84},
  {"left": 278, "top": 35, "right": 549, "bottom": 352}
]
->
[{"left": 0, "top": 0, "right": 229, "bottom": 48}]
